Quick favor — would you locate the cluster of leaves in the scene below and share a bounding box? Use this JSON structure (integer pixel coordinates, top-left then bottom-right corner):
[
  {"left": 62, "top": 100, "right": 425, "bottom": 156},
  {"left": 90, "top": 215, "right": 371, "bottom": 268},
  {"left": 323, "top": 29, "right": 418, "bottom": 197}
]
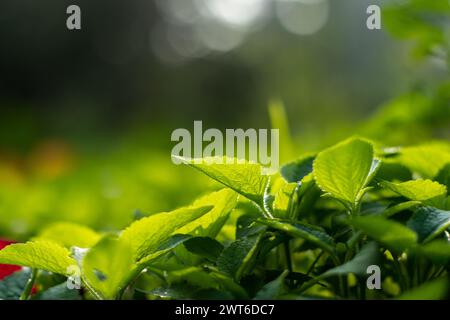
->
[{"left": 1, "top": 135, "right": 449, "bottom": 300}]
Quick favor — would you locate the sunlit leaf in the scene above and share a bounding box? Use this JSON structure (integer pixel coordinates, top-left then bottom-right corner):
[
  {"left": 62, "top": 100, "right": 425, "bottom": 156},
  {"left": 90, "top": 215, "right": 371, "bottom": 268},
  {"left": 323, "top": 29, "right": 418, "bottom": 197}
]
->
[
  {"left": 37, "top": 222, "right": 101, "bottom": 248},
  {"left": 82, "top": 236, "right": 134, "bottom": 299},
  {"left": 397, "top": 144, "right": 450, "bottom": 178},
  {"left": 269, "top": 100, "right": 296, "bottom": 163},
  {"left": 120, "top": 205, "right": 212, "bottom": 261},
  {"left": 351, "top": 216, "right": 417, "bottom": 252},
  {"left": 313, "top": 138, "right": 377, "bottom": 207},
  {"left": 272, "top": 182, "right": 297, "bottom": 219},
  {"left": 0, "top": 240, "right": 76, "bottom": 275},
  {"left": 380, "top": 179, "right": 446, "bottom": 208},
  {"left": 175, "top": 189, "right": 238, "bottom": 238},
  {"left": 176, "top": 156, "right": 269, "bottom": 206}
]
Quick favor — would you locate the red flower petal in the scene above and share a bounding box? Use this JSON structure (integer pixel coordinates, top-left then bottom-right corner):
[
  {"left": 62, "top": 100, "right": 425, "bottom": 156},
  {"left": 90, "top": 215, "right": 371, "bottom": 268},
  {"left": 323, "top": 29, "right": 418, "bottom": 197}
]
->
[{"left": 0, "top": 239, "right": 22, "bottom": 280}]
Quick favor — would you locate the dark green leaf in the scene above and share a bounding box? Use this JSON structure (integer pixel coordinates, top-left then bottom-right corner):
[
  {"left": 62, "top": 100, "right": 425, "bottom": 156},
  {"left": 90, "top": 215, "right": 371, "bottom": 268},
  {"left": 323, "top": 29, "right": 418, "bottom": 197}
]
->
[
  {"left": 407, "top": 206, "right": 450, "bottom": 243},
  {"left": 257, "top": 218, "right": 336, "bottom": 257},
  {"left": 32, "top": 282, "right": 82, "bottom": 300},
  {"left": 436, "top": 163, "right": 450, "bottom": 190},
  {"left": 157, "top": 234, "right": 192, "bottom": 251},
  {"left": 281, "top": 156, "right": 314, "bottom": 183},
  {"left": 236, "top": 214, "right": 265, "bottom": 239},
  {"left": 321, "top": 242, "right": 381, "bottom": 278},
  {"left": 0, "top": 268, "right": 30, "bottom": 300},
  {"left": 217, "top": 234, "right": 262, "bottom": 281},
  {"left": 183, "top": 237, "right": 224, "bottom": 261},
  {"left": 254, "top": 270, "right": 288, "bottom": 300}
]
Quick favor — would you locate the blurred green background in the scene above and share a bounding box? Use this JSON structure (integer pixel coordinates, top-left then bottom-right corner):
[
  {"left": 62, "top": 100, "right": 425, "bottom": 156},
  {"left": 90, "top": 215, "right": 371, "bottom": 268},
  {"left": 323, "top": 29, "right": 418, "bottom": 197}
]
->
[{"left": 0, "top": 0, "right": 448, "bottom": 238}]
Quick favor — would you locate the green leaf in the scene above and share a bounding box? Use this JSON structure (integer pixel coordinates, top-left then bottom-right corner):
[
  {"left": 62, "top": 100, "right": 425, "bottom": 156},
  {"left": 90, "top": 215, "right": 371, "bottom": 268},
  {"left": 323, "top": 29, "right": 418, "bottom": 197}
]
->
[
  {"left": 0, "top": 268, "right": 31, "bottom": 300},
  {"left": 176, "top": 156, "right": 269, "bottom": 206},
  {"left": 175, "top": 189, "right": 238, "bottom": 238},
  {"left": 157, "top": 234, "right": 193, "bottom": 251},
  {"left": 120, "top": 205, "right": 212, "bottom": 261},
  {"left": 37, "top": 222, "right": 101, "bottom": 248},
  {"left": 161, "top": 267, "right": 248, "bottom": 299},
  {"left": 280, "top": 155, "right": 314, "bottom": 183},
  {"left": 0, "top": 240, "right": 76, "bottom": 275},
  {"left": 313, "top": 138, "right": 377, "bottom": 207},
  {"left": 399, "top": 277, "right": 449, "bottom": 300},
  {"left": 82, "top": 236, "right": 134, "bottom": 299},
  {"left": 208, "top": 271, "right": 249, "bottom": 299},
  {"left": 380, "top": 179, "right": 447, "bottom": 207},
  {"left": 407, "top": 207, "right": 450, "bottom": 243},
  {"left": 257, "top": 218, "right": 336, "bottom": 257},
  {"left": 146, "top": 190, "right": 237, "bottom": 266},
  {"left": 295, "top": 174, "right": 320, "bottom": 218},
  {"left": 183, "top": 237, "right": 224, "bottom": 262},
  {"left": 136, "top": 234, "right": 193, "bottom": 267},
  {"left": 415, "top": 240, "right": 450, "bottom": 265},
  {"left": 254, "top": 270, "right": 288, "bottom": 300},
  {"left": 165, "top": 267, "right": 220, "bottom": 290},
  {"left": 236, "top": 213, "right": 265, "bottom": 239},
  {"left": 382, "top": 201, "right": 421, "bottom": 218},
  {"left": 273, "top": 182, "right": 297, "bottom": 219},
  {"left": 32, "top": 282, "right": 82, "bottom": 300},
  {"left": 374, "top": 160, "right": 412, "bottom": 182},
  {"left": 397, "top": 144, "right": 450, "bottom": 178},
  {"left": 300, "top": 243, "right": 380, "bottom": 292},
  {"left": 351, "top": 216, "right": 417, "bottom": 252},
  {"left": 322, "top": 242, "right": 381, "bottom": 278},
  {"left": 217, "top": 233, "right": 263, "bottom": 281},
  {"left": 268, "top": 100, "right": 296, "bottom": 163},
  {"left": 436, "top": 163, "right": 450, "bottom": 189}
]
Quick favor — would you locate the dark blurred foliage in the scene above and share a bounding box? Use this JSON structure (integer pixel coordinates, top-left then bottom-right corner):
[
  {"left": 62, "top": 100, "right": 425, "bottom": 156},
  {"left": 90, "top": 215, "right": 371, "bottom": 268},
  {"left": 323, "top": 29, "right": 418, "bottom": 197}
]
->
[{"left": 0, "top": 0, "right": 416, "bottom": 151}]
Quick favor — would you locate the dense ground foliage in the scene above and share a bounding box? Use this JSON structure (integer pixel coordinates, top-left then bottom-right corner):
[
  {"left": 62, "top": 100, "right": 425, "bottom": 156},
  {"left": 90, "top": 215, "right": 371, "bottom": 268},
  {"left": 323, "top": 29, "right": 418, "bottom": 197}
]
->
[{"left": 0, "top": 130, "right": 449, "bottom": 300}]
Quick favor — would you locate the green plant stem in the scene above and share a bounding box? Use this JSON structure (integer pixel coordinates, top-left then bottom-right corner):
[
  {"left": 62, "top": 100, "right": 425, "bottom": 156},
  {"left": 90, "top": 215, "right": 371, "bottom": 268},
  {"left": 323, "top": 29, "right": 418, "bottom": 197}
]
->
[
  {"left": 283, "top": 241, "right": 293, "bottom": 273},
  {"left": 306, "top": 251, "right": 323, "bottom": 276},
  {"left": 283, "top": 241, "right": 293, "bottom": 287},
  {"left": 341, "top": 276, "right": 348, "bottom": 298},
  {"left": 392, "top": 255, "right": 406, "bottom": 291},
  {"left": 425, "top": 265, "right": 435, "bottom": 281},
  {"left": 116, "top": 265, "right": 146, "bottom": 300},
  {"left": 347, "top": 231, "right": 363, "bottom": 251},
  {"left": 359, "top": 280, "right": 366, "bottom": 300},
  {"left": 19, "top": 269, "right": 37, "bottom": 300},
  {"left": 347, "top": 199, "right": 362, "bottom": 255},
  {"left": 432, "top": 266, "right": 446, "bottom": 278}
]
